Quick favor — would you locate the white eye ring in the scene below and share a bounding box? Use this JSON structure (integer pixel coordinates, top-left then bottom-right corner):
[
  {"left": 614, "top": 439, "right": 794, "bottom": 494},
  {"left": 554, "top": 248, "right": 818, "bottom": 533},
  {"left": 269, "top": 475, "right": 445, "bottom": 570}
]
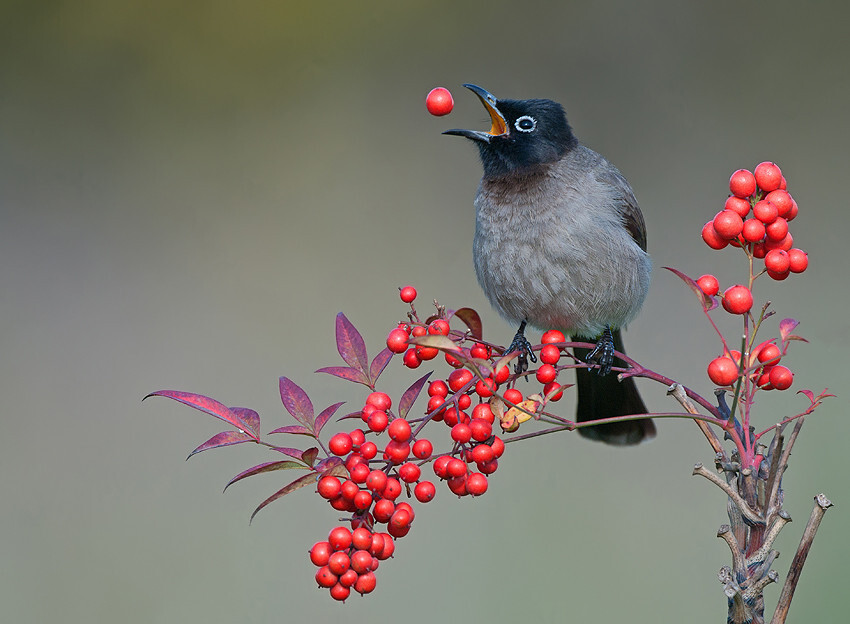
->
[{"left": 514, "top": 115, "right": 537, "bottom": 132}]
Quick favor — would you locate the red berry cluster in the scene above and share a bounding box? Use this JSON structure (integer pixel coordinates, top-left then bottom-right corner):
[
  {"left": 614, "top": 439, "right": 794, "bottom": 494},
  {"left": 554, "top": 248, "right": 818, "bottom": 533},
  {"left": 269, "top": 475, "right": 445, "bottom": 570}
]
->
[
  {"left": 701, "top": 162, "right": 808, "bottom": 281},
  {"left": 696, "top": 163, "right": 806, "bottom": 393}
]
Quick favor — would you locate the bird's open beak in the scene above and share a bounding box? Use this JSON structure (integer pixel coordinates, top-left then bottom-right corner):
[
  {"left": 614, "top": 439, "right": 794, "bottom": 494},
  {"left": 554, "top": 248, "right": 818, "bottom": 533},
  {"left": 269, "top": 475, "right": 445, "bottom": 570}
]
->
[{"left": 443, "top": 84, "right": 508, "bottom": 143}]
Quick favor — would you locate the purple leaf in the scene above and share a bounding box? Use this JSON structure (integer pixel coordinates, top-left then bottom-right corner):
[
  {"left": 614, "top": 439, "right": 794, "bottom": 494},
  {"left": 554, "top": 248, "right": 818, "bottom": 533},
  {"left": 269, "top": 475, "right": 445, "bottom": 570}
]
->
[
  {"left": 270, "top": 446, "right": 311, "bottom": 460},
  {"left": 229, "top": 407, "right": 260, "bottom": 438},
  {"left": 452, "top": 307, "right": 483, "bottom": 341},
  {"left": 314, "top": 456, "right": 346, "bottom": 474},
  {"left": 779, "top": 318, "right": 807, "bottom": 343},
  {"left": 268, "top": 424, "right": 315, "bottom": 436},
  {"left": 369, "top": 348, "right": 394, "bottom": 385},
  {"left": 663, "top": 267, "right": 716, "bottom": 311},
  {"left": 797, "top": 389, "right": 815, "bottom": 403},
  {"left": 144, "top": 390, "right": 259, "bottom": 441},
  {"left": 224, "top": 460, "right": 308, "bottom": 492},
  {"left": 398, "top": 371, "right": 433, "bottom": 420},
  {"left": 278, "top": 377, "right": 315, "bottom": 429},
  {"left": 187, "top": 430, "right": 254, "bottom": 459},
  {"left": 314, "top": 402, "right": 345, "bottom": 436},
  {"left": 338, "top": 410, "right": 365, "bottom": 422},
  {"left": 249, "top": 473, "right": 318, "bottom": 524},
  {"left": 316, "top": 366, "right": 370, "bottom": 386},
  {"left": 335, "top": 312, "right": 368, "bottom": 374},
  {"left": 301, "top": 447, "right": 319, "bottom": 467}
]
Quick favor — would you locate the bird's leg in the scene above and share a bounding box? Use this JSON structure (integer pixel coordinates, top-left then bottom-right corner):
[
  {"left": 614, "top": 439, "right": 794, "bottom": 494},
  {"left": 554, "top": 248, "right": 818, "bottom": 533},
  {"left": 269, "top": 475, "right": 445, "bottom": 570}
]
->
[
  {"left": 585, "top": 325, "right": 615, "bottom": 376},
  {"left": 507, "top": 319, "right": 537, "bottom": 374}
]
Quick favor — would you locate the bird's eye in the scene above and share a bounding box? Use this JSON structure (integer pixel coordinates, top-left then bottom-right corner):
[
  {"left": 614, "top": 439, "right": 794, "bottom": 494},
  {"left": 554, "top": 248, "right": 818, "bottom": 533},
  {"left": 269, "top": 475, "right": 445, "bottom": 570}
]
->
[{"left": 514, "top": 115, "right": 537, "bottom": 133}]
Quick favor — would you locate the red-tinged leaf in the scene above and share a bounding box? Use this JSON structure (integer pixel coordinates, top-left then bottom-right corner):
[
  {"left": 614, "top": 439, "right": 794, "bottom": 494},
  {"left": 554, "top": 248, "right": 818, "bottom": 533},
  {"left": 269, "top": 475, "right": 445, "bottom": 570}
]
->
[
  {"left": 663, "top": 267, "right": 716, "bottom": 311},
  {"left": 229, "top": 407, "right": 260, "bottom": 438},
  {"left": 270, "top": 446, "right": 310, "bottom": 460},
  {"left": 408, "top": 334, "right": 462, "bottom": 353},
  {"left": 369, "top": 348, "right": 394, "bottom": 385},
  {"left": 268, "top": 424, "right": 315, "bottom": 436},
  {"left": 250, "top": 473, "right": 318, "bottom": 524},
  {"left": 797, "top": 389, "right": 815, "bottom": 403},
  {"left": 316, "top": 366, "right": 370, "bottom": 386},
  {"left": 398, "top": 372, "right": 433, "bottom": 420},
  {"left": 278, "top": 377, "right": 315, "bottom": 429},
  {"left": 779, "top": 318, "right": 800, "bottom": 339},
  {"left": 314, "top": 456, "right": 345, "bottom": 474},
  {"left": 314, "top": 402, "right": 345, "bottom": 436},
  {"left": 187, "top": 430, "right": 254, "bottom": 459},
  {"left": 338, "top": 410, "right": 365, "bottom": 422},
  {"left": 452, "top": 307, "right": 483, "bottom": 341},
  {"left": 224, "top": 460, "right": 308, "bottom": 492},
  {"left": 144, "top": 390, "right": 260, "bottom": 441},
  {"left": 301, "top": 447, "right": 319, "bottom": 467},
  {"left": 335, "top": 312, "right": 368, "bottom": 374}
]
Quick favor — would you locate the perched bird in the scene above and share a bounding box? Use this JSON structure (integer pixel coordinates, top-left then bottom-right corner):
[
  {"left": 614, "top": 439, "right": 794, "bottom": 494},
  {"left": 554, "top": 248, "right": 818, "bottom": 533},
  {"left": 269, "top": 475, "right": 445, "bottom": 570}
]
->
[{"left": 444, "top": 84, "right": 655, "bottom": 445}]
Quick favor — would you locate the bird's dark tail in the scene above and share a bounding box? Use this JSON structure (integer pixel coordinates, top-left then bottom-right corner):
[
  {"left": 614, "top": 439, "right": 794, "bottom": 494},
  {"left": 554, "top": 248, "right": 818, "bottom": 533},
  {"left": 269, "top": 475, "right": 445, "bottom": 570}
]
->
[{"left": 573, "top": 329, "right": 656, "bottom": 445}]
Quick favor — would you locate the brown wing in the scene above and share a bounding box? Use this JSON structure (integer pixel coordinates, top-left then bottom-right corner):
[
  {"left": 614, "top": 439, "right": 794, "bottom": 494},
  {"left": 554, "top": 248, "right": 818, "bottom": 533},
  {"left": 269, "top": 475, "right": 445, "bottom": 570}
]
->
[{"left": 596, "top": 167, "right": 647, "bottom": 252}]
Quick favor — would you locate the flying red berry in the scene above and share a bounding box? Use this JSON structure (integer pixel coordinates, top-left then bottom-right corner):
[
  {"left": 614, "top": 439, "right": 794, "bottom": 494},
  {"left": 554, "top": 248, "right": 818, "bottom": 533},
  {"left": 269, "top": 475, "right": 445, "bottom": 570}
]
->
[
  {"left": 425, "top": 87, "right": 454, "bottom": 116},
  {"left": 399, "top": 285, "right": 417, "bottom": 303}
]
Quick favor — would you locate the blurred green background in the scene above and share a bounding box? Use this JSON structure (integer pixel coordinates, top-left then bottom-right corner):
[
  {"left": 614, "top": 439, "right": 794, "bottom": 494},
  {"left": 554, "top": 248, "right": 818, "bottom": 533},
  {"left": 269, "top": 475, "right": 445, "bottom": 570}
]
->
[{"left": 2, "top": 1, "right": 847, "bottom": 622}]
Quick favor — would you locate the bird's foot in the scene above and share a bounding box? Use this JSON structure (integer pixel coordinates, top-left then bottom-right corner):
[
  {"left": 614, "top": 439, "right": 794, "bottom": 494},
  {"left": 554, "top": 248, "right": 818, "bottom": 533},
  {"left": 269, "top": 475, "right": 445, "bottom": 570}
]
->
[
  {"left": 585, "top": 326, "right": 615, "bottom": 376},
  {"left": 508, "top": 320, "right": 537, "bottom": 374}
]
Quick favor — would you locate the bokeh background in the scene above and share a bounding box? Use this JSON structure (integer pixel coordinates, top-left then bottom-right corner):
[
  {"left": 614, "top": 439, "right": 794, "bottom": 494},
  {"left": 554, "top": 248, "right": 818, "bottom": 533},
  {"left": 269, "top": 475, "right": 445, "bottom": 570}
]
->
[{"left": 2, "top": 1, "right": 848, "bottom": 622}]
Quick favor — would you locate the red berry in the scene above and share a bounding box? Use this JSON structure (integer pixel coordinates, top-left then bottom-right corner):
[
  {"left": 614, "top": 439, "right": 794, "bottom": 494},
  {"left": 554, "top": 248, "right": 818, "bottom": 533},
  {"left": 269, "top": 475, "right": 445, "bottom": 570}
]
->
[
  {"left": 410, "top": 325, "right": 427, "bottom": 338},
  {"left": 754, "top": 162, "right": 783, "bottom": 192},
  {"left": 470, "top": 343, "right": 492, "bottom": 359},
  {"left": 349, "top": 428, "right": 366, "bottom": 447},
  {"left": 769, "top": 365, "right": 793, "bottom": 390},
  {"left": 399, "top": 285, "right": 417, "bottom": 303},
  {"left": 753, "top": 200, "right": 778, "bottom": 224},
  {"left": 414, "top": 480, "right": 436, "bottom": 503},
  {"left": 448, "top": 368, "right": 474, "bottom": 392},
  {"left": 360, "top": 441, "right": 378, "bottom": 459},
  {"left": 535, "top": 363, "right": 557, "bottom": 384},
  {"left": 757, "top": 343, "right": 781, "bottom": 365},
  {"left": 412, "top": 438, "right": 433, "bottom": 459},
  {"left": 351, "top": 527, "right": 372, "bottom": 551},
  {"left": 457, "top": 393, "right": 472, "bottom": 410},
  {"left": 340, "top": 479, "right": 360, "bottom": 501},
  {"left": 765, "top": 217, "right": 788, "bottom": 242},
  {"left": 328, "top": 551, "right": 351, "bottom": 575},
  {"left": 382, "top": 477, "right": 402, "bottom": 500},
  {"left": 372, "top": 499, "right": 395, "bottom": 523},
  {"left": 433, "top": 454, "right": 452, "bottom": 478},
  {"left": 713, "top": 210, "right": 744, "bottom": 239},
  {"left": 350, "top": 549, "right": 374, "bottom": 574},
  {"left": 387, "top": 418, "right": 412, "bottom": 442},
  {"left": 707, "top": 356, "right": 738, "bottom": 386},
  {"left": 470, "top": 443, "right": 495, "bottom": 464},
  {"left": 469, "top": 418, "right": 492, "bottom": 442},
  {"left": 493, "top": 364, "right": 510, "bottom": 384},
  {"left": 702, "top": 221, "right": 729, "bottom": 250},
  {"left": 540, "top": 344, "right": 561, "bottom": 365},
  {"left": 722, "top": 285, "right": 753, "bottom": 315},
  {"left": 472, "top": 403, "right": 495, "bottom": 424},
  {"left": 451, "top": 422, "right": 472, "bottom": 444},
  {"left": 315, "top": 566, "right": 338, "bottom": 588},
  {"left": 377, "top": 534, "right": 395, "bottom": 559},
  {"left": 725, "top": 195, "right": 752, "bottom": 217},
  {"left": 752, "top": 242, "right": 767, "bottom": 259},
  {"left": 741, "top": 218, "right": 766, "bottom": 243},
  {"left": 428, "top": 319, "right": 450, "bottom": 335},
  {"left": 383, "top": 440, "right": 410, "bottom": 464},
  {"left": 696, "top": 274, "right": 720, "bottom": 296},
  {"left": 503, "top": 388, "right": 523, "bottom": 404},
  {"left": 475, "top": 377, "right": 496, "bottom": 397},
  {"left": 329, "top": 582, "right": 350, "bottom": 601},
  {"left": 416, "top": 344, "right": 439, "bottom": 361},
  {"left": 366, "top": 469, "right": 388, "bottom": 493},
  {"left": 764, "top": 190, "right": 793, "bottom": 217},
  {"left": 447, "top": 475, "right": 468, "bottom": 496},
  {"left": 367, "top": 410, "right": 388, "bottom": 433},
  {"left": 477, "top": 457, "right": 499, "bottom": 474},
  {"left": 786, "top": 198, "right": 799, "bottom": 221},
  {"left": 446, "top": 457, "right": 468, "bottom": 478},
  {"left": 317, "top": 476, "right": 342, "bottom": 500},
  {"left": 490, "top": 436, "right": 505, "bottom": 458},
  {"left": 466, "top": 472, "right": 489, "bottom": 496},
  {"left": 767, "top": 268, "right": 789, "bottom": 281},
  {"left": 428, "top": 380, "right": 449, "bottom": 397},
  {"left": 328, "top": 432, "right": 353, "bottom": 456},
  {"left": 349, "top": 462, "right": 369, "bottom": 484},
  {"left": 367, "top": 392, "right": 392, "bottom": 411},
  {"left": 445, "top": 352, "right": 463, "bottom": 368},
  {"left": 729, "top": 169, "right": 757, "bottom": 198},
  {"left": 328, "top": 526, "right": 352, "bottom": 551},
  {"left": 788, "top": 248, "right": 808, "bottom": 273},
  {"left": 543, "top": 381, "right": 564, "bottom": 401},
  {"left": 310, "top": 541, "right": 332, "bottom": 567},
  {"left": 398, "top": 462, "right": 421, "bottom": 482},
  {"left": 354, "top": 571, "right": 377, "bottom": 595},
  {"left": 425, "top": 87, "right": 453, "bottom": 116},
  {"left": 386, "top": 328, "right": 409, "bottom": 353},
  {"left": 764, "top": 249, "right": 790, "bottom": 274},
  {"left": 338, "top": 568, "right": 358, "bottom": 588},
  {"left": 389, "top": 508, "right": 412, "bottom": 530},
  {"left": 369, "top": 532, "right": 385, "bottom": 556},
  {"left": 541, "top": 329, "right": 566, "bottom": 344}
]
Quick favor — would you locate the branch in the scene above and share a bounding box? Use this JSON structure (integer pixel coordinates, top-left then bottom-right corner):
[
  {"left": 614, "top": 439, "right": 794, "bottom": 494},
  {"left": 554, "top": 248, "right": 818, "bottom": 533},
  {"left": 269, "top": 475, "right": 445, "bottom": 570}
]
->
[
  {"left": 771, "top": 494, "right": 834, "bottom": 624},
  {"left": 693, "top": 463, "right": 764, "bottom": 526},
  {"left": 668, "top": 383, "right": 727, "bottom": 458}
]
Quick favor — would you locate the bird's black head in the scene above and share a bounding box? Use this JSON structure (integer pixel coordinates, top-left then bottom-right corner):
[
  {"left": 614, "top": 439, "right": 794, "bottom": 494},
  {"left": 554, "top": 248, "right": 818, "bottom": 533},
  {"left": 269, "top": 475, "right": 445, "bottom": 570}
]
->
[{"left": 444, "top": 84, "right": 579, "bottom": 179}]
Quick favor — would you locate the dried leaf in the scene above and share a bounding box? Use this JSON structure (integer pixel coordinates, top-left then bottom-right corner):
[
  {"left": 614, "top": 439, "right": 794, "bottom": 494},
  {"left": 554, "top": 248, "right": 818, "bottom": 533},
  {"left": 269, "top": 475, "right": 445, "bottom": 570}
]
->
[
  {"left": 369, "top": 348, "right": 394, "bottom": 385},
  {"left": 268, "top": 424, "right": 315, "bottom": 436},
  {"left": 408, "top": 334, "right": 462, "bottom": 353},
  {"left": 144, "top": 390, "right": 260, "bottom": 441},
  {"left": 452, "top": 307, "right": 483, "bottom": 341},
  {"left": 314, "top": 402, "right": 345, "bottom": 436},
  {"left": 278, "top": 377, "right": 315, "bottom": 429},
  {"left": 316, "top": 366, "right": 371, "bottom": 386},
  {"left": 398, "top": 372, "right": 433, "bottom": 420},
  {"left": 224, "top": 460, "right": 308, "bottom": 492},
  {"left": 229, "top": 407, "right": 260, "bottom": 438},
  {"left": 301, "top": 447, "right": 319, "bottom": 467},
  {"left": 663, "top": 267, "right": 716, "bottom": 311},
  {"left": 249, "top": 473, "right": 318, "bottom": 524},
  {"left": 187, "top": 430, "right": 254, "bottom": 459},
  {"left": 335, "top": 312, "right": 368, "bottom": 375}
]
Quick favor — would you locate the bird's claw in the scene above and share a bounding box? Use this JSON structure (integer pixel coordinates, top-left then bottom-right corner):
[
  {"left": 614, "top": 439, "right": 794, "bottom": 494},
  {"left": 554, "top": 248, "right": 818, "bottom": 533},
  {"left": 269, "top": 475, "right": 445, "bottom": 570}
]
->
[
  {"left": 508, "top": 322, "right": 537, "bottom": 374},
  {"left": 586, "top": 327, "right": 615, "bottom": 376}
]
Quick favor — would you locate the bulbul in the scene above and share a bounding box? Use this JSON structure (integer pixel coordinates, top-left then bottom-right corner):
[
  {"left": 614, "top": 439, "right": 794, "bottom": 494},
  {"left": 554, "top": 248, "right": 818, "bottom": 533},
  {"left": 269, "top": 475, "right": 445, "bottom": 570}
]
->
[{"left": 444, "top": 84, "right": 655, "bottom": 445}]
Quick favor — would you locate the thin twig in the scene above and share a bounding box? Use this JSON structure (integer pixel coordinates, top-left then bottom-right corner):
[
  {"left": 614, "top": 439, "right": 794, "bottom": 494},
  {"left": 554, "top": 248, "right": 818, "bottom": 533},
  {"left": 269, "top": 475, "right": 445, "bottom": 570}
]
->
[
  {"left": 771, "top": 494, "right": 834, "bottom": 624},
  {"left": 693, "top": 463, "right": 764, "bottom": 526},
  {"left": 668, "top": 383, "right": 727, "bottom": 458}
]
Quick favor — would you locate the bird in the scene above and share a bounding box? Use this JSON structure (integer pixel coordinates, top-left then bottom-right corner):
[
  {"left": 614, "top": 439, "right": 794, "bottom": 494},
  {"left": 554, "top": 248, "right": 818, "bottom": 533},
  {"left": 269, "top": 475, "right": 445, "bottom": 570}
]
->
[{"left": 444, "top": 83, "right": 655, "bottom": 445}]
